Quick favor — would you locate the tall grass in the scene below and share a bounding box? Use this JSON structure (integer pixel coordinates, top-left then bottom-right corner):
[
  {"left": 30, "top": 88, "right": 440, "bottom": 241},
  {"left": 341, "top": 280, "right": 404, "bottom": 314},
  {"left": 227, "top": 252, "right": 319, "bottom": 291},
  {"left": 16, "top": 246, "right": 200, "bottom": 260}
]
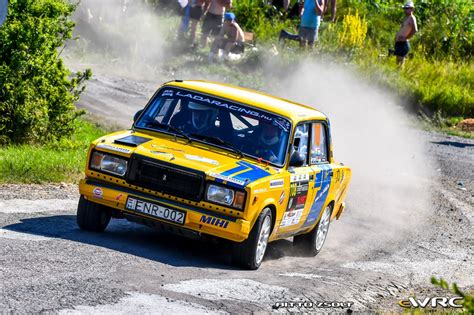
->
[{"left": 0, "top": 118, "right": 106, "bottom": 183}]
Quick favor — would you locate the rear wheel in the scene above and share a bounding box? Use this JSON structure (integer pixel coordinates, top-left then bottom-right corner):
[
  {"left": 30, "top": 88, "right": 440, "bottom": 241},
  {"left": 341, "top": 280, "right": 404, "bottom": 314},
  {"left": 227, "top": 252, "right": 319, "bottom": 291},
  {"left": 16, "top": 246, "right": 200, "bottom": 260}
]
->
[
  {"left": 232, "top": 208, "right": 272, "bottom": 270},
  {"left": 77, "top": 195, "right": 111, "bottom": 232},
  {"left": 293, "top": 205, "right": 332, "bottom": 256}
]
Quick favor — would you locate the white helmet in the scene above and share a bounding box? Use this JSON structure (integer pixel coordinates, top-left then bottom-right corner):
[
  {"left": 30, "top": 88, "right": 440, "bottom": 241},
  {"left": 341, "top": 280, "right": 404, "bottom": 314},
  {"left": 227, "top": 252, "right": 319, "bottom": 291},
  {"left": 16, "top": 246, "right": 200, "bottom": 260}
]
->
[{"left": 188, "top": 102, "right": 218, "bottom": 130}]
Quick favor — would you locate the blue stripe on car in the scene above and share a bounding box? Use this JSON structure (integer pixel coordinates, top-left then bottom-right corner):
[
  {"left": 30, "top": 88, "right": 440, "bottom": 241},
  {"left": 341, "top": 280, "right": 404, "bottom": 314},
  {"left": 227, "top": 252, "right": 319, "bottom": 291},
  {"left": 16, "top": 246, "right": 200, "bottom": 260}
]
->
[{"left": 302, "top": 164, "right": 332, "bottom": 227}]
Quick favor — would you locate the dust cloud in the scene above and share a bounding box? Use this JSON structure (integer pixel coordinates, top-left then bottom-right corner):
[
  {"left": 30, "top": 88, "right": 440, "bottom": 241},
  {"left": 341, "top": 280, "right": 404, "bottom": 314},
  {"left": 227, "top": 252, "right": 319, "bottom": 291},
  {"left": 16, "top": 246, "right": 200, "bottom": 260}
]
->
[
  {"left": 270, "top": 60, "right": 434, "bottom": 260},
  {"left": 65, "top": 0, "right": 171, "bottom": 79}
]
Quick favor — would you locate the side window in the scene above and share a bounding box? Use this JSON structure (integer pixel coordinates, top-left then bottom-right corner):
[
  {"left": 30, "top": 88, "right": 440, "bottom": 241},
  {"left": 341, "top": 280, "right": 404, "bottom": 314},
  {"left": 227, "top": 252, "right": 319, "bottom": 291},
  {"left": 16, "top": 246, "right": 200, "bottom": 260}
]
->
[
  {"left": 310, "top": 122, "right": 328, "bottom": 164},
  {"left": 293, "top": 124, "right": 309, "bottom": 165}
]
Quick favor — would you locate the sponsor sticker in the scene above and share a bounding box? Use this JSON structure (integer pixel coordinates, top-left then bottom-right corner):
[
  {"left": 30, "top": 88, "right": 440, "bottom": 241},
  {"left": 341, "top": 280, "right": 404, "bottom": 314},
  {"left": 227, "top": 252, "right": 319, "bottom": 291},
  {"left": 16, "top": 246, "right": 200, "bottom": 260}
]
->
[
  {"left": 278, "top": 191, "right": 286, "bottom": 205},
  {"left": 270, "top": 179, "right": 284, "bottom": 188},
  {"left": 96, "top": 143, "right": 131, "bottom": 154},
  {"left": 200, "top": 215, "right": 229, "bottom": 229},
  {"left": 92, "top": 187, "right": 103, "bottom": 199},
  {"left": 290, "top": 173, "right": 310, "bottom": 182},
  {"left": 208, "top": 172, "right": 246, "bottom": 186},
  {"left": 254, "top": 188, "right": 267, "bottom": 194},
  {"left": 162, "top": 89, "right": 174, "bottom": 97},
  {"left": 280, "top": 209, "right": 303, "bottom": 227},
  {"left": 185, "top": 154, "right": 219, "bottom": 165}
]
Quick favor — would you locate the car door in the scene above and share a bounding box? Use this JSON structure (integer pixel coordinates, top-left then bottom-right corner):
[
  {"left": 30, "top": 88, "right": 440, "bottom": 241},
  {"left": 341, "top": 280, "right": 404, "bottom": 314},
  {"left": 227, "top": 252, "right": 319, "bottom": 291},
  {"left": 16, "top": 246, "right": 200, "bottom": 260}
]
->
[
  {"left": 301, "top": 121, "right": 333, "bottom": 229},
  {"left": 277, "top": 123, "right": 317, "bottom": 234}
]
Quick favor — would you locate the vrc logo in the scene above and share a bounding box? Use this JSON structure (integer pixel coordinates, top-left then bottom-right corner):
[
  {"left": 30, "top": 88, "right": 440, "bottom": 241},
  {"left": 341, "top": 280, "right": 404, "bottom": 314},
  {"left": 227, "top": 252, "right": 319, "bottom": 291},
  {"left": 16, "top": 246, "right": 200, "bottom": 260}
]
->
[{"left": 399, "top": 297, "right": 463, "bottom": 309}]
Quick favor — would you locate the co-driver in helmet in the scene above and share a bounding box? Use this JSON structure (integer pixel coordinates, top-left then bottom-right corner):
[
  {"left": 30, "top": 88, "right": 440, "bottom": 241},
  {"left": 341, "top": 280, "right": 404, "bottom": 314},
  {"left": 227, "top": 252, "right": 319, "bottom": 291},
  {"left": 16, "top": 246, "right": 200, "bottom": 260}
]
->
[{"left": 252, "top": 121, "right": 283, "bottom": 163}]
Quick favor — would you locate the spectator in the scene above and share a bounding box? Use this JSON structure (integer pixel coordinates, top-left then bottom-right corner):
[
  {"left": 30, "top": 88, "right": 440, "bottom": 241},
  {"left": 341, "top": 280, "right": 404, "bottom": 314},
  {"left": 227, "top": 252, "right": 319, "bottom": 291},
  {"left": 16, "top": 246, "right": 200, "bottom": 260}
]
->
[
  {"left": 394, "top": 1, "right": 418, "bottom": 67},
  {"left": 208, "top": 12, "right": 244, "bottom": 62},
  {"left": 189, "top": 0, "right": 205, "bottom": 46},
  {"left": 200, "top": 0, "right": 232, "bottom": 47},
  {"left": 323, "top": 0, "right": 336, "bottom": 22},
  {"left": 299, "top": 0, "right": 325, "bottom": 49}
]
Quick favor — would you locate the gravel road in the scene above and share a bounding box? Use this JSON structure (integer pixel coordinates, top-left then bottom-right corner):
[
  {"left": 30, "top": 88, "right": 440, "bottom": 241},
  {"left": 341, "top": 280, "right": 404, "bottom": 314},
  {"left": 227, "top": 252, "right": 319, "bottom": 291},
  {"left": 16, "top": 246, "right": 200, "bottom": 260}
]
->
[{"left": 0, "top": 73, "right": 472, "bottom": 313}]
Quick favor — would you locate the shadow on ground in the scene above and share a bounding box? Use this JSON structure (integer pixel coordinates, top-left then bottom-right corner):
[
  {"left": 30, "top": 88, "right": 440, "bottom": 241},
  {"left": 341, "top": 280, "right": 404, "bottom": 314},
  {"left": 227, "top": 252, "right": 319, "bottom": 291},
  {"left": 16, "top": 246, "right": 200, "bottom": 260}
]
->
[{"left": 3, "top": 215, "right": 303, "bottom": 269}]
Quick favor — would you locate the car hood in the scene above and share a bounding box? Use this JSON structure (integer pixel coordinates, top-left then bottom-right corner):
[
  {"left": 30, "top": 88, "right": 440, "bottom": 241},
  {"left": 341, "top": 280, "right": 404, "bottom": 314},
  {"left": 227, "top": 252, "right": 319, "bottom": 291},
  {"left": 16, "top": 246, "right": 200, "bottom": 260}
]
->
[{"left": 95, "top": 130, "right": 281, "bottom": 188}]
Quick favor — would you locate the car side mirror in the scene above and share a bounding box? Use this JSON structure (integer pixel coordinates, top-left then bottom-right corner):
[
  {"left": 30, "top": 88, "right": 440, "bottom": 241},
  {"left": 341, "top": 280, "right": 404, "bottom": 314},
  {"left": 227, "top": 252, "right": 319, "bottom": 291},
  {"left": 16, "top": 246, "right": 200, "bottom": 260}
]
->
[
  {"left": 133, "top": 109, "right": 144, "bottom": 123},
  {"left": 289, "top": 151, "right": 305, "bottom": 167}
]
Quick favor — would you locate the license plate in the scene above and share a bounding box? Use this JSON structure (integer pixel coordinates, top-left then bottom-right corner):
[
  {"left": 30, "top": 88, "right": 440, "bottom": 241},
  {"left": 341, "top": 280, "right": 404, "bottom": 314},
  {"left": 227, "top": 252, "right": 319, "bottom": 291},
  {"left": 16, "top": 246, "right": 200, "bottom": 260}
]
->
[{"left": 125, "top": 196, "right": 186, "bottom": 225}]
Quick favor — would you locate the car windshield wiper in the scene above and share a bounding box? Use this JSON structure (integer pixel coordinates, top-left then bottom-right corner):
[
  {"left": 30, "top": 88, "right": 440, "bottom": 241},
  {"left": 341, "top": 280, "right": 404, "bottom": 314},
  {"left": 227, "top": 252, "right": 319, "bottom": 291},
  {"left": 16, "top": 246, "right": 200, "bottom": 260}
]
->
[
  {"left": 190, "top": 133, "right": 243, "bottom": 158},
  {"left": 145, "top": 121, "right": 191, "bottom": 142}
]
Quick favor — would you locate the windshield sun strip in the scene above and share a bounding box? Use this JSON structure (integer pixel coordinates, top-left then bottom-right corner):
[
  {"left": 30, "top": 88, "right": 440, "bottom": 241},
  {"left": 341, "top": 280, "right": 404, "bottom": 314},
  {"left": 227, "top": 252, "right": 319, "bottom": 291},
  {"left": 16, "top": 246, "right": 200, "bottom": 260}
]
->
[{"left": 133, "top": 86, "right": 293, "bottom": 167}]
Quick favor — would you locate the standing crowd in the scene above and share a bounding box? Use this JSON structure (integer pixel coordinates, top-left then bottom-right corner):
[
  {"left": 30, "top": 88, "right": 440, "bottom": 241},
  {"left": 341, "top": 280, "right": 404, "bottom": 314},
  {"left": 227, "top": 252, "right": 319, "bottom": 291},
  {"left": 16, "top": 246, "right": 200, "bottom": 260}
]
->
[
  {"left": 178, "top": 0, "right": 245, "bottom": 62},
  {"left": 178, "top": 0, "right": 418, "bottom": 66}
]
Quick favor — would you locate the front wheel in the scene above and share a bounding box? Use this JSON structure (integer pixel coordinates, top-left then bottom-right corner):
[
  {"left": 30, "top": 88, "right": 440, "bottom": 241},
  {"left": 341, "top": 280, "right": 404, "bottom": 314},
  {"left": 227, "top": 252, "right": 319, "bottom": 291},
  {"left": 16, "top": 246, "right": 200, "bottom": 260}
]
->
[
  {"left": 293, "top": 205, "right": 332, "bottom": 256},
  {"left": 232, "top": 208, "right": 272, "bottom": 270},
  {"left": 77, "top": 195, "right": 111, "bottom": 232}
]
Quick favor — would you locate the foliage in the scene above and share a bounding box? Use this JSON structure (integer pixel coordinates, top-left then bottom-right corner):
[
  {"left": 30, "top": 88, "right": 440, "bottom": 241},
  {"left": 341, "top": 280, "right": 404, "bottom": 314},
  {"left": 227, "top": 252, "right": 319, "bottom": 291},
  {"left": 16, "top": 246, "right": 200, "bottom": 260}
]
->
[
  {"left": 0, "top": 0, "right": 91, "bottom": 145},
  {"left": 0, "top": 118, "right": 106, "bottom": 183},
  {"left": 338, "top": 10, "right": 368, "bottom": 51},
  {"left": 233, "top": 0, "right": 295, "bottom": 41},
  {"left": 413, "top": 0, "right": 472, "bottom": 59},
  {"left": 431, "top": 277, "right": 474, "bottom": 312},
  {"left": 338, "top": 0, "right": 473, "bottom": 60}
]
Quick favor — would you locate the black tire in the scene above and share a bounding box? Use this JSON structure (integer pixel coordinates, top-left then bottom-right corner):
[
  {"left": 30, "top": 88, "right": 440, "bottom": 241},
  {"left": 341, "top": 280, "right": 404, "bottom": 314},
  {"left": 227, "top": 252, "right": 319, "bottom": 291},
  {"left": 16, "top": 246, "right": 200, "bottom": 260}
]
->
[
  {"left": 77, "top": 195, "right": 111, "bottom": 232},
  {"left": 293, "top": 205, "right": 332, "bottom": 256},
  {"left": 232, "top": 208, "right": 272, "bottom": 270}
]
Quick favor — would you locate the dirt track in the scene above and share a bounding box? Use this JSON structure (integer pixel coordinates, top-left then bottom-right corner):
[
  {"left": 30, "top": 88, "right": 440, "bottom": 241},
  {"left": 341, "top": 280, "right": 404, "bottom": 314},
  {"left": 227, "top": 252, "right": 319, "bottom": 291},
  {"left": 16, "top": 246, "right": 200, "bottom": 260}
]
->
[{"left": 0, "top": 72, "right": 472, "bottom": 313}]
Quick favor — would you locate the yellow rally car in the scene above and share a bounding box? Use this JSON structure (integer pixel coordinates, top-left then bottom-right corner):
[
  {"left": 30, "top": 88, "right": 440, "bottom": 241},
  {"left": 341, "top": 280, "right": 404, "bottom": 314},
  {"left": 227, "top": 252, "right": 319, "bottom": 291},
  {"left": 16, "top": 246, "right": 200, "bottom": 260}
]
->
[{"left": 77, "top": 80, "right": 351, "bottom": 269}]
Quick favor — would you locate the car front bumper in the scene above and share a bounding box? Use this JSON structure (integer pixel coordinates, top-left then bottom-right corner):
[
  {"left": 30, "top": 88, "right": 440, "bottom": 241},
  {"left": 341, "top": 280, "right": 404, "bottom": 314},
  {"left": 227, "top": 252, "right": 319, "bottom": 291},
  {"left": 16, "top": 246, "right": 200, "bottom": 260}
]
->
[{"left": 79, "top": 179, "right": 251, "bottom": 242}]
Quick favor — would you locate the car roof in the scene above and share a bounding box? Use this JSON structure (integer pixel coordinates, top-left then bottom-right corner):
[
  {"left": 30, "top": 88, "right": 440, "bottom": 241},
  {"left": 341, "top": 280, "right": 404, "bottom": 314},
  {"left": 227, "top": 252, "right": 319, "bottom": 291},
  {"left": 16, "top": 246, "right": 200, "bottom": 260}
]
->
[{"left": 164, "top": 80, "right": 328, "bottom": 123}]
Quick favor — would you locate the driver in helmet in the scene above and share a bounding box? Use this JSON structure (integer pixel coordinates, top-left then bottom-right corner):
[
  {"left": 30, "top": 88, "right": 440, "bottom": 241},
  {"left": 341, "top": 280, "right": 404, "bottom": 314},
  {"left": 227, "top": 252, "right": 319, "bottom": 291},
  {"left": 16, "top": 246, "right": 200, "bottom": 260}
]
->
[
  {"left": 253, "top": 121, "right": 283, "bottom": 163},
  {"left": 176, "top": 101, "right": 219, "bottom": 136}
]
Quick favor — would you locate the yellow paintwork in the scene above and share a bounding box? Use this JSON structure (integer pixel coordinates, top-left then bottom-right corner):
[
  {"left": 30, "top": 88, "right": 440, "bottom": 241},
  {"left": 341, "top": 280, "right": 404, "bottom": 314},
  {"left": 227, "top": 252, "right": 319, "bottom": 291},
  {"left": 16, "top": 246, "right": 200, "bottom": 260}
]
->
[{"left": 79, "top": 80, "right": 351, "bottom": 243}]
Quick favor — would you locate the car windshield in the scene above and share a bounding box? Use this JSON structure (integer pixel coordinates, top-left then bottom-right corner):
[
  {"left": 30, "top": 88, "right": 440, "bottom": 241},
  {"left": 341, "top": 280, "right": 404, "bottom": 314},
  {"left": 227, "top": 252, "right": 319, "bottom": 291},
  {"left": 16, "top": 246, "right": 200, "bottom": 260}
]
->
[{"left": 134, "top": 87, "right": 292, "bottom": 166}]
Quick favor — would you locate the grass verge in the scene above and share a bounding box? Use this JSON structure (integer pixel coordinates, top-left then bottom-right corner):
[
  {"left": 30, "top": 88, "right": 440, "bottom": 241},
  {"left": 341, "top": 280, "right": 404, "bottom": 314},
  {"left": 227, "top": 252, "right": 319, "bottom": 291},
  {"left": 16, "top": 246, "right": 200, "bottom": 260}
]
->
[{"left": 0, "top": 117, "right": 107, "bottom": 184}]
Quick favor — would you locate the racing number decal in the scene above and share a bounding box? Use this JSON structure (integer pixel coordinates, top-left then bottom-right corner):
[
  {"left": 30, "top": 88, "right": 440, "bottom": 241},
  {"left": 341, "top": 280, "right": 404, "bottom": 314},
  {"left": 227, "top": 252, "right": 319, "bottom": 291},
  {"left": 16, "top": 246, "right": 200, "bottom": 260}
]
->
[
  {"left": 280, "top": 173, "right": 310, "bottom": 227},
  {"left": 302, "top": 164, "right": 332, "bottom": 228}
]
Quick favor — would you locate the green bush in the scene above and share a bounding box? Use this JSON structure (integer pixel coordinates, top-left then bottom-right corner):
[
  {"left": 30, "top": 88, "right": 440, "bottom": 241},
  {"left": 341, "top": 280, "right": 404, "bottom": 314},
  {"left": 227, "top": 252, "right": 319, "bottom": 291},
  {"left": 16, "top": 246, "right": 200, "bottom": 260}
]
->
[
  {"left": 0, "top": 0, "right": 91, "bottom": 145},
  {"left": 431, "top": 277, "right": 474, "bottom": 312},
  {"left": 233, "top": 0, "right": 297, "bottom": 40}
]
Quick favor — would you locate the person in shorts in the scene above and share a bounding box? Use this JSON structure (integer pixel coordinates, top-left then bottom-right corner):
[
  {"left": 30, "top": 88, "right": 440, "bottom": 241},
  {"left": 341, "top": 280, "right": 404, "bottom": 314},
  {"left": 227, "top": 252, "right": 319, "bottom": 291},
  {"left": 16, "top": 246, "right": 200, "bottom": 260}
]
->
[
  {"left": 394, "top": 1, "right": 418, "bottom": 67},
  {"left": 178, "top": 0, "right": 205, "bottom": 45},
  {"left": 208, "top": 12, "right": 244, "bottom": 62},
  {"left": 299, "top": 0, "right": 325, "bottom": 49},
  {"left": 201, "top": 0, "right": 232, "bottom": 47},
  {"left": 189, "top": 0, "right": 205, "bottom": 46}
]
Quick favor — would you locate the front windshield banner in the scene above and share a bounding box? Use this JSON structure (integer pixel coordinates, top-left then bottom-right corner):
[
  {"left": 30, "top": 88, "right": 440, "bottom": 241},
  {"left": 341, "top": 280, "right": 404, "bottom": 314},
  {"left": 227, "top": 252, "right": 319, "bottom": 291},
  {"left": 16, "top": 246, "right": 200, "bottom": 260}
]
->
[{"left": 135, "top": 87, "right": 292, "bottom": 166}]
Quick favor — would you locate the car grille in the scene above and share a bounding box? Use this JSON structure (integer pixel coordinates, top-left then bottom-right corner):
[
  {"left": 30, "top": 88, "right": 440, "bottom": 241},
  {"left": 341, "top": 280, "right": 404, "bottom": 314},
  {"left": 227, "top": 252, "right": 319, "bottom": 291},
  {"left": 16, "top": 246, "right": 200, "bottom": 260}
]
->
[{"left": 127, "top": 155, "right": 204, "bottom": 201}]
